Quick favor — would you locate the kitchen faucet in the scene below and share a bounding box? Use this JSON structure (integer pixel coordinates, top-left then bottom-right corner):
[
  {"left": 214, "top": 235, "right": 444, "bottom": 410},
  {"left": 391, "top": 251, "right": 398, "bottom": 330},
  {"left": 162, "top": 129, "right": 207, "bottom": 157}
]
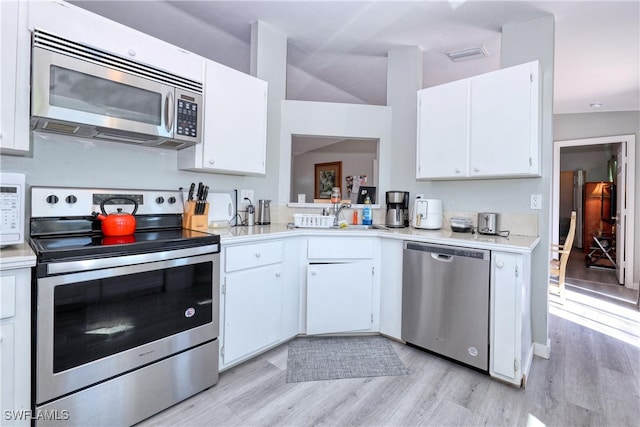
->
[{"left": 331, "top": 202, "right": 352, "bottom": 226}]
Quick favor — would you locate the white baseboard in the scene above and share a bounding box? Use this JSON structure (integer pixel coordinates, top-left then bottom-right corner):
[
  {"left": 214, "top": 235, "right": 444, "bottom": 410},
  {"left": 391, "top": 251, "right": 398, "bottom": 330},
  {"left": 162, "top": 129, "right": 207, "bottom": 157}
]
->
[{"left": 533, "top": 339, "right": 550, "bottom": 359}]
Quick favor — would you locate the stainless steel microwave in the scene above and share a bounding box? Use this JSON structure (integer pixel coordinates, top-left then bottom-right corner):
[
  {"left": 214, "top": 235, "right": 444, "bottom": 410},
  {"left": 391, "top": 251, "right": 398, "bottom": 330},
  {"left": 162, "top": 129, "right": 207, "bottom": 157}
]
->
[{"left": 30, "top": 30, "right": 203, "bottom": 150}]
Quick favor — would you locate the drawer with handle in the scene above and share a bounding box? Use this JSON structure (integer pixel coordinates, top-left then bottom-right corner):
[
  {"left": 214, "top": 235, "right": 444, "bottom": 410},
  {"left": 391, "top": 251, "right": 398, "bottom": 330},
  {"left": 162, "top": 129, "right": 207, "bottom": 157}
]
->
[{"left": 225, "top": 241, "right": 284, "bottom": 272}]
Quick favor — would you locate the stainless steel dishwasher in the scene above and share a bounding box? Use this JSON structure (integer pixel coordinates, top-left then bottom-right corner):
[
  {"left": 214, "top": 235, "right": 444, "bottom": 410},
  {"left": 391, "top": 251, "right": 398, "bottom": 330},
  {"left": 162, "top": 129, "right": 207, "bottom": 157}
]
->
[{"left": 402, "top": 241, "right": 490, "bottom": 371}]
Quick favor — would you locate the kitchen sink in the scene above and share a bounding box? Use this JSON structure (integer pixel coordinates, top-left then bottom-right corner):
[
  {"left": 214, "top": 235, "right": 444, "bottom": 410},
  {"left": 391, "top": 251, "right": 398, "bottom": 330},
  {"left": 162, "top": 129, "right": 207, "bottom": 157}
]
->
[{"left": 329, "top": 224, "right": 386, "bottom": 230}]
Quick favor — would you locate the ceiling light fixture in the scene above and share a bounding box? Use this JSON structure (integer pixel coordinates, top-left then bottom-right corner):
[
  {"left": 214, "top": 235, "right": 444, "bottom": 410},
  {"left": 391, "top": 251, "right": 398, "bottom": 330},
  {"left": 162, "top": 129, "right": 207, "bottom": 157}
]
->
[
  {"left": 445, "top": 45, "right": 489, "bottom": 62},
  {"left": 590, "top": 102, "right": 603, "bottom": 108}
]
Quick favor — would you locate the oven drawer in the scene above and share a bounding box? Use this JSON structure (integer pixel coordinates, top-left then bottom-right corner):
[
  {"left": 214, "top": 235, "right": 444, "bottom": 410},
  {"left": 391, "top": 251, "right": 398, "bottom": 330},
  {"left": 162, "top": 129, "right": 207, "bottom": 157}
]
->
[{"left": 225, "top": 241, "right": 283, "bottom": 272}]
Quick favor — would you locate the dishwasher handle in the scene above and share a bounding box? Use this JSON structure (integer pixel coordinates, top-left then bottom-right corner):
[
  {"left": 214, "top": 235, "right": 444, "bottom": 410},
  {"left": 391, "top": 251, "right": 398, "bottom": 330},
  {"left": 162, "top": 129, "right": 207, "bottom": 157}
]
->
[
  {"left": 404, "top": 241, "right": 489, "bottom": 260},
  {"left": 431, "top": 253, "right": 453, "bottom": 262}
]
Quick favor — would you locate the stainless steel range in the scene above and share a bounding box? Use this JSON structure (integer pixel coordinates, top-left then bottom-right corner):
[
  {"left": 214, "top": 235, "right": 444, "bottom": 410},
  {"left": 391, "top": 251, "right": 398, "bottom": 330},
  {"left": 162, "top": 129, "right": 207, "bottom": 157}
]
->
[{"left": 29, "top": 187, "right": 220, "bottom": 426}]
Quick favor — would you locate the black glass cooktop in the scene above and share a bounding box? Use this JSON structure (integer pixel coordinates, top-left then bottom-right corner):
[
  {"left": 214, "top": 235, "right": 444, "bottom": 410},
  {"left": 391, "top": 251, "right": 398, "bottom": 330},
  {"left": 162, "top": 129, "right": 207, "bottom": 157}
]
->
[{"left": 31, "top": 228, "right": 220, "bottom": 262}]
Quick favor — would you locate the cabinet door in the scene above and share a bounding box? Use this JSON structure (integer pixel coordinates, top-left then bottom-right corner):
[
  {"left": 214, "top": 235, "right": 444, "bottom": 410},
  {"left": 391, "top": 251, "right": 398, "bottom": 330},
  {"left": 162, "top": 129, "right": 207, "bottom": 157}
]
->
[
  {"left": 490, "top": 252, "right": 523, "bottom": 384},
  {"left": 0, "top": 0, "right": 30, "bottom": 155},
  {"left": 222, "top": 264, "right": 282, "bottom": 364},
  {"left": 198, "top": 60, "right": 268, "bottom": 175},
  {"left": 416, "top": 79, "right": 469, "bottom": 179},
  {"left": 307, "top": 262, "right": 373, "bottom": 335},
  {"left": 469, "top": 62, "right": 538, "bottom": 177}
]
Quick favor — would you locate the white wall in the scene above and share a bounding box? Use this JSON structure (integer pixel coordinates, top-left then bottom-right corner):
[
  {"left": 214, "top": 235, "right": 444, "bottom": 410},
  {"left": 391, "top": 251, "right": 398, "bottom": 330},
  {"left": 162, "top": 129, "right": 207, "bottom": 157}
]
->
[
  {"left": 278, "top": 100, "right": 392, "bottom": 205},
  {"left": 560, "top": 144, "right": 616, "bottom": 182}
]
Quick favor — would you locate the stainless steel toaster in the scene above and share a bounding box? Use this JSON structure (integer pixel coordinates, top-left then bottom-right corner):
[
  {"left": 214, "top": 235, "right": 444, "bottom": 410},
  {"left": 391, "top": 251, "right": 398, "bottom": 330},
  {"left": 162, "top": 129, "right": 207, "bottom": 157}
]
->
[{"left": 477, "top": 212, "right": 500, "bottom": 235}]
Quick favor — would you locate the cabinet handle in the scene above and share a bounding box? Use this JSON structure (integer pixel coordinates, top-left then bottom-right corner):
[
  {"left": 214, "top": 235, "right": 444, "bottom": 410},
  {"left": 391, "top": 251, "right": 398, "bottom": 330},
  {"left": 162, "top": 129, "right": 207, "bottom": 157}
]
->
[
  {"left": 255, "top": 252, "right": 261, "bottom": 258},
  {"left": 496, "top": 260, "right": 504, "bottom": 268},
  {"left": 311, "top": 271, "right": 316, "bottom": 276},
  {"left": 275, "top": 272, "right": 281, "bottom": 277},
  {"left": 128, "top": 48, "right": 136, "bottom": 57},
  {"left": 208, "top": 159, "right": 215, "bottom": 165},
  {"left": 474, "top": 167, "right": 480, "bottom": 172},
  {"left": 455, "top": 168, "right": 461, "bottom": 174}
]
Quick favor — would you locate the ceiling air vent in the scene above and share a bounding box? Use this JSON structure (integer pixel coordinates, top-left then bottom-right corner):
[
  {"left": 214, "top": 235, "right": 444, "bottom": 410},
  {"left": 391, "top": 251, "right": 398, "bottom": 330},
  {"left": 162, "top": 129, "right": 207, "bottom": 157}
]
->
[{"left": 445, "top": 45, "right": 489, "bottom": 62}]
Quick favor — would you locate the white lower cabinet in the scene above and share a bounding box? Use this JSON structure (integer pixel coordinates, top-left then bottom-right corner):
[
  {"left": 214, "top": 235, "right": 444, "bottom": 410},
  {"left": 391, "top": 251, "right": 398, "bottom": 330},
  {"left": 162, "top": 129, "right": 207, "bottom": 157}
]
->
[
  {"left": 378, "top": 238, "right": 404, "bottom": 340},
  {"left": 222, "top": 263, "right": 283, "bottom": 363},
  {"left": 306, "top": 261, "right": 374, "bottom": 335},
  {"left": 490, "top": 251, "right": 533, "bottom": 387},
  {"left": 0, "top": 262, "right": 32, "bottom": 427},
  {"left": 305, "top": 237, "right": 377, "bottom": 335},
  {"left": 219, "top": 238, "right": 301, "bottom": 370}
]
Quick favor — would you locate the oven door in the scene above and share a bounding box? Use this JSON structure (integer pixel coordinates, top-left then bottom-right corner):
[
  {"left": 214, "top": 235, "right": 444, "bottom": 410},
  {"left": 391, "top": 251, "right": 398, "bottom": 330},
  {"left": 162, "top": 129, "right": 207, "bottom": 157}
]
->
[{"left": 35, "top": 252, "right": 219, "bottom": 405}]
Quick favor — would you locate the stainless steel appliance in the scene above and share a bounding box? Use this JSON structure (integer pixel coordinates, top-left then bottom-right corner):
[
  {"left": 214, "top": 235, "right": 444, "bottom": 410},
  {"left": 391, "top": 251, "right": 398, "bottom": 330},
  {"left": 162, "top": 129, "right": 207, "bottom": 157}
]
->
[
  {"left": 256, "top": 199, "right": 271, "bottom": 225},
  {"left": 411, "top": 197, "right": 443, "bottom": 230},
  {"left": 0, "top": 172, "right": 25, "bottom": 246},
  {"left": 402, "top": 242, "right": 490, "bottom": 371},
  {"left": 478, "top": 212, "right": 500, "bottom": 235},
  {"left": 385, "top": 191, "right": 409, "bottom": 228},
  {"left": 30, "top": 30, "right": 203, "bottom": 149},
  {"left": 29, "top": 187, "right": 220, "bottom": 426}
]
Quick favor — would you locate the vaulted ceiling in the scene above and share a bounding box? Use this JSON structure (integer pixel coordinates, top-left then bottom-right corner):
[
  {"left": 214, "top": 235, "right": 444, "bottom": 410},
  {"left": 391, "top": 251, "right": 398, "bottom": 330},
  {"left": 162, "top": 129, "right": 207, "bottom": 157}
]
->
[{"left": 72, "top": 0, "right": 640, "bottom": 114}]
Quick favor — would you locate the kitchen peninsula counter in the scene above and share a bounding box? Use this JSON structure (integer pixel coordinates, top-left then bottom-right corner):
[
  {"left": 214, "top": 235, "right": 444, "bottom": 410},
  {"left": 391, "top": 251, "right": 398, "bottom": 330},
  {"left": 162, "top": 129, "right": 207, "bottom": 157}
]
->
[{"left": 210, "top": 223, "right": 540, "bottom": 253}]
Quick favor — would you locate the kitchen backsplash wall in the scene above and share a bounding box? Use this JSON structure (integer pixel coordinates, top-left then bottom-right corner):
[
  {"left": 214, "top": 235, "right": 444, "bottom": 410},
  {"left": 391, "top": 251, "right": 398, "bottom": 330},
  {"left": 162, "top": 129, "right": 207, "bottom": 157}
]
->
[{"left": 1, "top": 132, "right": 274, "bottom": 202}]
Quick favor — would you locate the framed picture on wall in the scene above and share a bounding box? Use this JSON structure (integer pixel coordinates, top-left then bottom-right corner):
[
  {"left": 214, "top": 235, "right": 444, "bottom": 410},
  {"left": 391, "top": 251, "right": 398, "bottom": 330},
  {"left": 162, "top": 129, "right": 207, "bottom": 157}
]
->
[{"left": 314, "top": 161, "right": 342, "bottom": 199}]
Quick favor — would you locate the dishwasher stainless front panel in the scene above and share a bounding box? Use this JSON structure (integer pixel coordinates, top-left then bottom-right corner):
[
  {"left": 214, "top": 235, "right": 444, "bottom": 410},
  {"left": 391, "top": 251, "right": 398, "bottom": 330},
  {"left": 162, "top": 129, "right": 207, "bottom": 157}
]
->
[{"left": 401, "top": 241, "right": 490, "bottom": 371}]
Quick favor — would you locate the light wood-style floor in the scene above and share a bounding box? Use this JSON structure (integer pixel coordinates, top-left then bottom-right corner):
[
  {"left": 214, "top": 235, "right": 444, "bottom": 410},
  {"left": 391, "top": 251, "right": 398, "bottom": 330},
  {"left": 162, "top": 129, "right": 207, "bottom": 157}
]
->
[
  {"left": 565, "top": 248, "right": 638, "bottom": 306},
  {"left": 139, "top": 288, "right": 640, "bottom": 427}
]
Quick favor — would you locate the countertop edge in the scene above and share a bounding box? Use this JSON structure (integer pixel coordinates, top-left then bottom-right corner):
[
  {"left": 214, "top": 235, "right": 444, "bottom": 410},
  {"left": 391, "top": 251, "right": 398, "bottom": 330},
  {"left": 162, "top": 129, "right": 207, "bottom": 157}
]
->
[
  {"left": 0, "top": 243, "right": 37, "bottom": 270},
  {"left": 213, "top": 224, "right": 540, "bottom": 253}
]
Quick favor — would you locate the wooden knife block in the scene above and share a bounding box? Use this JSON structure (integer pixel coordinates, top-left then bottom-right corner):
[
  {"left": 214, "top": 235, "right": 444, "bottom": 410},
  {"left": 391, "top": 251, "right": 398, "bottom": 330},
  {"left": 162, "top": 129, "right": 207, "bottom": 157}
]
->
[{"left": 182, "top": 200, "right": 209, "bottom": 231}]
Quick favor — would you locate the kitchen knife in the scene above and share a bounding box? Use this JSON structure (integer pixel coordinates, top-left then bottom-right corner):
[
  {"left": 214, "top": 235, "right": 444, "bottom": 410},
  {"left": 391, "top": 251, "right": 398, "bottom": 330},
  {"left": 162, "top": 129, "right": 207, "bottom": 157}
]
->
[
  {"left": 196, "top": 182, "right": 203, "bottom": 200},
  {"left": 187, "top": 183, "right": 195, "bottom": 201},
  {"left": 201, "top": 186, "right": 209, "bottom": 215},
  {"left": 195, "top": 182, "right": 204, "bottom": 215}
]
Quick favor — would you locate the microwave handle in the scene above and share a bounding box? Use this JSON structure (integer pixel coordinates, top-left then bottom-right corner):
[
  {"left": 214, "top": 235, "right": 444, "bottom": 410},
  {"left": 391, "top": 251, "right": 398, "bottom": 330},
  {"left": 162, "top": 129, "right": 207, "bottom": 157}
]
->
[{"left": 164, "top": 91, "right": 174, "bottom": 133}]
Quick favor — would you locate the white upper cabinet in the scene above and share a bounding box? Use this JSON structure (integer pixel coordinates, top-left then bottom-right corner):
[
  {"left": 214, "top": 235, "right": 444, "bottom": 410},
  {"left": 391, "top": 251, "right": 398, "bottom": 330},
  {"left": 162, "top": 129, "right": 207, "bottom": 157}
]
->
[
  {"left": 28, "top": 0, "right": 204, "bottom": 82},
  {"left": 469, "top": 61, "right": 539, "bottom": 177},
  {"left": 416, "top": 79, "right": 469, "bottom": 179},
  {"left": 179, "top": 60, "right": 268, "bottom": 176},
  {"left": 0, "top": 0, "right": 31, "bottom": 155},
  {"left": 417, "top": 60, "right": 540, "bottom": 180}
]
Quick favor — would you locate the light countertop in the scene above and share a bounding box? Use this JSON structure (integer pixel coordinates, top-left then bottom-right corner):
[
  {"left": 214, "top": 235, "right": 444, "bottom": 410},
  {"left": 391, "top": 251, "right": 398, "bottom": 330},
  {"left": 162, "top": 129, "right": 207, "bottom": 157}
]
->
[
  {"left": 0, "top": 242, "right": 36, "bottom": 270},
  {"left": 208, "top": 223, "right": 539, "bottom": 253}
]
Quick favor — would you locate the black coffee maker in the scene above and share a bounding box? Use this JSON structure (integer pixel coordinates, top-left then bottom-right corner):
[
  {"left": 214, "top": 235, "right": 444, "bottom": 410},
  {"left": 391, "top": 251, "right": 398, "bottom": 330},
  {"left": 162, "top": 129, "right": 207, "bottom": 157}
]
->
[{"left": 385, "top": 191, "right": 409, "bottom": 228}]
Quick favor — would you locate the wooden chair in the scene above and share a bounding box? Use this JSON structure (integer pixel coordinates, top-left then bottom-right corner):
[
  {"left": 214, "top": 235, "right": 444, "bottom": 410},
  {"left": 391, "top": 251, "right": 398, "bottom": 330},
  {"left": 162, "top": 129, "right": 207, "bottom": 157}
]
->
[{"left": 550, "top": 211, "right": 577, "bottom": 303}]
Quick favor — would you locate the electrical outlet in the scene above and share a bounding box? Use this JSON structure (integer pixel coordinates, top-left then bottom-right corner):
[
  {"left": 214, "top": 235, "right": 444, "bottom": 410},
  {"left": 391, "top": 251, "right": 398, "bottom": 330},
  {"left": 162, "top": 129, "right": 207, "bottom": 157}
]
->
[
  {"left": 530, "top": 194, "right": 542, "bottom": 210},
  {"left": 239, "top": 189, "right": 254, "bottom": 209}
]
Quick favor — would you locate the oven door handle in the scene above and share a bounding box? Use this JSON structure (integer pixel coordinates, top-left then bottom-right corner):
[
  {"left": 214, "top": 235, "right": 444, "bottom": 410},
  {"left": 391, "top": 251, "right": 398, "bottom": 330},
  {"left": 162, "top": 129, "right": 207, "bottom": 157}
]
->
[{"left": 44, "top": 244, "right": 219, "bottom": 275}]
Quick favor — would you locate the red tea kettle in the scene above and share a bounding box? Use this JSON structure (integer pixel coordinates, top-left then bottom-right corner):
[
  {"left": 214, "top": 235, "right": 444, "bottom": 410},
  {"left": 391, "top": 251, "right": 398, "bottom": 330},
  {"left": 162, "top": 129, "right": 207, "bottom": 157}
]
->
[{"left": 93, "top": 197, "right": 138, "bottom": 236}]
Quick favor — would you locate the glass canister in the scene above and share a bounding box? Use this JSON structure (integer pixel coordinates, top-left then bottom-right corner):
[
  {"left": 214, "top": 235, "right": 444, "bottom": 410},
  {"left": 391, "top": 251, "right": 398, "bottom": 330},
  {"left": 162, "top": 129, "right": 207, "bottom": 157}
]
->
[{"left": 330, "top": 187, "right": 341, "bottom": 203}]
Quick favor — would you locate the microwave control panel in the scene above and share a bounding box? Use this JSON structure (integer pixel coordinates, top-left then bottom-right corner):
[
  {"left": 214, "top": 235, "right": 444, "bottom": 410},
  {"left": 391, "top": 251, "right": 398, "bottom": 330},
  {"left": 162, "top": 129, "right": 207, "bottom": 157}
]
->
[
  {"left": 0, "top": 173, "right": 25, "bottom": 246},
  {"left": 177, "top": 99, "right": 198, "bottom": 138}
]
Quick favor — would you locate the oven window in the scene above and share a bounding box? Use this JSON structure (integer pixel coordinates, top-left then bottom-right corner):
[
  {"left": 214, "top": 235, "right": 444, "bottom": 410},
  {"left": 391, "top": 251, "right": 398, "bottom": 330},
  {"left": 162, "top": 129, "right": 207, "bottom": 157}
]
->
[{"left": 53, "top": 262, "right": 213, "bottom": 373}]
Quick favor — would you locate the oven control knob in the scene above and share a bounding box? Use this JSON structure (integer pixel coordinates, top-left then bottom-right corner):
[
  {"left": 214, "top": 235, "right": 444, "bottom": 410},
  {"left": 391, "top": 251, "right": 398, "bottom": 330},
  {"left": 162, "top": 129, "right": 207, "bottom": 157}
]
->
[
  {"left": 46, "top": 195, "right": 59, "bottom": 204},
  {"left": 65, "top": 195, "right": 77, "bottom": 204},
  {"left": 168, "top": 196, "right": 177, "bottom": 204},
  {"left": 156, "top": 196, "right": 165, "bottom": 204}
]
